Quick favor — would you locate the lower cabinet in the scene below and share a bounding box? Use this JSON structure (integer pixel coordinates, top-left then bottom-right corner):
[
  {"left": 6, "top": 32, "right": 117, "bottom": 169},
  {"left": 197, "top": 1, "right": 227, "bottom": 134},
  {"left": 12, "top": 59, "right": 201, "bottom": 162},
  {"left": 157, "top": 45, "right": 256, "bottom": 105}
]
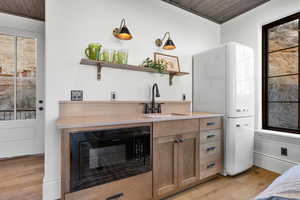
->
[
  {"left": 65, "top": 172, "right": 152, "bottom": 200},
  {"left": 153, "top": 135, "right": 179, "bottom": 198},
  {"left": 153, "top": 132, "right": 199, "bottom": 199},
  {"left": 178, "top": 132, "right": 199, "bottom": 187},
  {"left": 153, "top": 118, "right": 223, "bottom": 200}
]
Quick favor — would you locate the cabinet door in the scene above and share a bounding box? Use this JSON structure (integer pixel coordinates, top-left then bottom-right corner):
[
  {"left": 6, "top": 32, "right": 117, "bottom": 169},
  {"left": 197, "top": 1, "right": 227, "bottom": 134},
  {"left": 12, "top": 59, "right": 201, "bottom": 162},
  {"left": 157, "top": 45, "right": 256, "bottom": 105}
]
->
[
  {"left": 153, "top": 135, "right": 179, "bottom": 198},
  {"left": 178, "top": 132, "right": 199, "bottom": 188}
]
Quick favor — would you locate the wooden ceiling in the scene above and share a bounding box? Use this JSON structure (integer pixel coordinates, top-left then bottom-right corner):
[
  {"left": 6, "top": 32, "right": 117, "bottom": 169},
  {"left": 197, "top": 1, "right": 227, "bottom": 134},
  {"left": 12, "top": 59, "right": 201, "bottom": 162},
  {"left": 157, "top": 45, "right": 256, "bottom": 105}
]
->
[
  {"left": 0, "top": 0, "right": 45, "bottom": 21},
  {"left": 162, "top": 0, "right": 270, "bottom": 24}
]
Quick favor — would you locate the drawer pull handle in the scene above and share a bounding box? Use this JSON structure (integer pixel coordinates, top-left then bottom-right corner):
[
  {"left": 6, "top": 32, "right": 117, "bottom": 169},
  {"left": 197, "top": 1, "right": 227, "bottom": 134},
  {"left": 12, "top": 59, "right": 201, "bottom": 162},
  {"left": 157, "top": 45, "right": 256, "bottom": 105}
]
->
[
  {"left": 207, "top": 134, "right": 215, "bottom": 139},
  {"left": 106, "top": 193, "right": 124, "bottom": 200},
  {"left": 207, "top": 162, "right": 216, "bottom": 169},
  {"left": 207, "top": 122, "right": 215, "bottom": 126},
  {"left": 206, "top": 146, "right": 216, "bottom": 152}
]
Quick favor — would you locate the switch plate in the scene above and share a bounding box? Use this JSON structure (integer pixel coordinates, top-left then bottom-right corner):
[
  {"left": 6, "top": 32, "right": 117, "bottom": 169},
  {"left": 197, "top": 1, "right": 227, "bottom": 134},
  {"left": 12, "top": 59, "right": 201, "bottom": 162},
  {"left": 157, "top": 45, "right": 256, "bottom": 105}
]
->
[
  {"left": 71, "top": 90, "right": 83, "bottom": 101},
  {"left": 281, "top": 147, "right": 288, "bottom": 156},
  {"left": 111, "top": 91, "right": 117, "bottom": 101}
]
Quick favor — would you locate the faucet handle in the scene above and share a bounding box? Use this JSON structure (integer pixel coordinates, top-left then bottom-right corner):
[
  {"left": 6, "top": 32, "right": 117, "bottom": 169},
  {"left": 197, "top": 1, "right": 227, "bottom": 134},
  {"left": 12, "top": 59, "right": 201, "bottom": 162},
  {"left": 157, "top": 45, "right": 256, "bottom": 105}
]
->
[
  {"left": 141, "top": 103, "right": 151, "bottom": 114},
  {"left": 157, "top": 103, "right": 162, "bottom": 113}
]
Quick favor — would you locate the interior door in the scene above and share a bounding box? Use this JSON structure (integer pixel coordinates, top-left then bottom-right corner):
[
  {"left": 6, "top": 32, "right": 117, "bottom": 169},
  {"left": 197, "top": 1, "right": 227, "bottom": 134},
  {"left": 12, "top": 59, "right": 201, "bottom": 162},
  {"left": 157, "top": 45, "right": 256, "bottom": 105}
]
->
[
  {"left": 153, "top": 135, "right": 178, "bottom": 198},
  {"left": 225, "top": 117, "right": 254, "bottom": 175},
  {"left": 178, "top": 132, "right": 199, "bottom": 188},
  {"left": 0, "top": 28, "right": 44, "bottom": 158},
  {"left": 227, "top": 43, "right": 254, "bottom": 117}
]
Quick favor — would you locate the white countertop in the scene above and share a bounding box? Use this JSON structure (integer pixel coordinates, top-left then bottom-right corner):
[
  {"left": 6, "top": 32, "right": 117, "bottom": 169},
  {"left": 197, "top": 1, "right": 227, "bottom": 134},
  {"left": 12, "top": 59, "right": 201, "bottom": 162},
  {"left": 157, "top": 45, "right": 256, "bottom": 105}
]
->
[{"left": 56, "top": 112, "right": 224, "bottom": 129}]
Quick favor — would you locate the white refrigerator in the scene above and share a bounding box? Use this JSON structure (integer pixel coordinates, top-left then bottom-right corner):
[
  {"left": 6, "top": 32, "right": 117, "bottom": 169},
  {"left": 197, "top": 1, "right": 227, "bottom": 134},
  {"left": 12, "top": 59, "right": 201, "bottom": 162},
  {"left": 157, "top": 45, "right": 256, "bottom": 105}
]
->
[{"left": 193, "top": 42, "right": 255, "bottom": 176}]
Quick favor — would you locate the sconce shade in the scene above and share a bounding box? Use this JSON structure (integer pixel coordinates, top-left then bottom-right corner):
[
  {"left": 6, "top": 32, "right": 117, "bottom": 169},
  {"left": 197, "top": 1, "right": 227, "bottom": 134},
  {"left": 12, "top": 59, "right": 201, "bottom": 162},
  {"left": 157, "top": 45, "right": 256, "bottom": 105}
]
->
[
  {"left": 113, "top": 19, "right": 133, "bottom": 40},
  {"left": 156, "top": 32, "right": 176, "bottom": 50},
  {"left": 163, "top": 39, "right": 176, "bottom": 50},
  {"left": 118, "top": 25, "right": 132, "bottom": 40}
]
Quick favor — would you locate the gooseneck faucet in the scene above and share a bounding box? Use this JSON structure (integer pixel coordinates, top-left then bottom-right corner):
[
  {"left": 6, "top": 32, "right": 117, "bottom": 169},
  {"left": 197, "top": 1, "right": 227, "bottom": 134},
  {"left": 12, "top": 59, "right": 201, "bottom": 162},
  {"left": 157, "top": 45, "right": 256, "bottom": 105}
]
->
[{"left": 152, "top": 83, "right": 160, "bottom": 112}]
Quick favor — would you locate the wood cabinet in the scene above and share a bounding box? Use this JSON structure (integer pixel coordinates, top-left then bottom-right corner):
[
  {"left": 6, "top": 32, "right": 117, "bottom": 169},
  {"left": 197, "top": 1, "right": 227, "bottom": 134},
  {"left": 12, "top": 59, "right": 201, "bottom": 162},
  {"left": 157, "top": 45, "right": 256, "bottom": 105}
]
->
[
  {"left": 153, "top": 135, "right": 179, "bottom": 198},
  {"left": 178, "top": 132, "right": 199, "bottom": 187},
  {"left": 153, "top": 120, "right": 200, "bottom": 199},
  {"left": 199, "top": 118, "right": 223, "bottom": 181},
  {"left": 66, "top": 172, "right": 153, "bottom": 200}
]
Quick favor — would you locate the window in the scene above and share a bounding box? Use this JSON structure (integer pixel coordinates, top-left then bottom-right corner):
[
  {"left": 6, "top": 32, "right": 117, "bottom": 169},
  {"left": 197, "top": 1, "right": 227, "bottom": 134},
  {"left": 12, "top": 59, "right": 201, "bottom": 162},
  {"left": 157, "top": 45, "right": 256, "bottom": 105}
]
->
[
  {"left": 262, "top": 12, "right": 300, "bottom": 133},
  {"left": 0, "top": 34, "right": 37, "bottom": 121}
]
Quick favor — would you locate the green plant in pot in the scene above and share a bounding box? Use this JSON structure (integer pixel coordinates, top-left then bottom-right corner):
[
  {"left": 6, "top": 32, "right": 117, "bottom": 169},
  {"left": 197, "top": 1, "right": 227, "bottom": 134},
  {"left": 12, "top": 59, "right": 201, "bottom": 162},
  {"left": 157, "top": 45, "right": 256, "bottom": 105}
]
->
[{"left": 142, "top": 58, "right": 167, "bottom": 73}]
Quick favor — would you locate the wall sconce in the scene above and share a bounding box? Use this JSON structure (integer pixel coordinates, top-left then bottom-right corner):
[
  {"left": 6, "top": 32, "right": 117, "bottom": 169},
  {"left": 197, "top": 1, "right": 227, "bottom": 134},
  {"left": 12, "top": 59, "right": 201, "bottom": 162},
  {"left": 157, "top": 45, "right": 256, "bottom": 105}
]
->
[
  {"left": 155, "top": 32, "right": 176, "bottom": 50},
  {"left": 113, "top": 18, "right": 133, "bottom": 40}
]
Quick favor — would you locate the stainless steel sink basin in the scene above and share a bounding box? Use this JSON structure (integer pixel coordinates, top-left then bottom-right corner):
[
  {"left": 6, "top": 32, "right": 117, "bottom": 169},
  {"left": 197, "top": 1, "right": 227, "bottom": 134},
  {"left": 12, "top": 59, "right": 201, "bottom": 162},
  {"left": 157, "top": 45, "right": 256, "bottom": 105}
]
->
[
  {"left": 144, "top": 114, "right": 173, "bottom": 118},
  {"left": 144, "top": 113, "right": 191, "bottom": 118}
]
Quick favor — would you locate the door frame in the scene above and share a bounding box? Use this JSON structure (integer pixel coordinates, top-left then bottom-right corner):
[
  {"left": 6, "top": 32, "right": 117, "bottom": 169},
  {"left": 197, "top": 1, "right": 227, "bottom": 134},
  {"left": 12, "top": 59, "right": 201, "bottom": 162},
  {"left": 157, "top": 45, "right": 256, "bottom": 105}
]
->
[{"left": 0, "top": 26, "right": 45, "bottom": 157}]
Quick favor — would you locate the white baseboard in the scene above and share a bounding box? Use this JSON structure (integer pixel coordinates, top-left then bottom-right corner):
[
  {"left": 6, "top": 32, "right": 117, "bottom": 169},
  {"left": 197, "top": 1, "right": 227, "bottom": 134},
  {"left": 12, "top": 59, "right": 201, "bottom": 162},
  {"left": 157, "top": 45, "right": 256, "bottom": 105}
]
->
[
  {"left": 43, "top": 178, "right": 61, "bottom": 200},
  {"left": 254, "top": 152, "right": 298, "bottom": 174}
]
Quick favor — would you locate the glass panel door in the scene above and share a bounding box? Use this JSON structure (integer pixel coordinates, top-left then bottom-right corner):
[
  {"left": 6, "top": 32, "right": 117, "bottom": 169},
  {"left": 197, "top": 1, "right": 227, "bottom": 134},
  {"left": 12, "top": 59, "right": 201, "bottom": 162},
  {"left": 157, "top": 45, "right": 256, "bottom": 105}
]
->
[
  {"left": 0, "top": 34, "right": 16, "bottom": 120},
  {"left": 16, "top": 37, "right": 37, "bottom": 120},
  {"left": 0, "top": 34, "right": 37, "bottom": 121}
]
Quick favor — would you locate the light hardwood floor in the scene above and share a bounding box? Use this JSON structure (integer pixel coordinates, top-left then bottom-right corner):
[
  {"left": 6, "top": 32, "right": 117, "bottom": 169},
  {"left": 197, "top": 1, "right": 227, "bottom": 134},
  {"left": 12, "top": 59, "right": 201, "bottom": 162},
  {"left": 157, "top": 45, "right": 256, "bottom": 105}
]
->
[{"left": 0, "top": 156, "right": 279, "bottom": 200}]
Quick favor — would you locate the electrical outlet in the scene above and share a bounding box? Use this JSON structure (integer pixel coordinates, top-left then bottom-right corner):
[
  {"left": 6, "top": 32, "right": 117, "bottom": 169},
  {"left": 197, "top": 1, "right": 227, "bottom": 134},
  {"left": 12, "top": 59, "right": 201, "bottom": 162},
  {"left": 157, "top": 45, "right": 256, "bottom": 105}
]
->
[
  {"left": 111, "top": 91, "right": 117, "bottom": 101},
  {"left": 71, "top": 90, "right": 83, "bottom": 101},
  {"left": 182, "top": 94, "right": 186, "bottom": 101},
  {"left": 281, "top": 147, "right": 288, "bottom": 156}
]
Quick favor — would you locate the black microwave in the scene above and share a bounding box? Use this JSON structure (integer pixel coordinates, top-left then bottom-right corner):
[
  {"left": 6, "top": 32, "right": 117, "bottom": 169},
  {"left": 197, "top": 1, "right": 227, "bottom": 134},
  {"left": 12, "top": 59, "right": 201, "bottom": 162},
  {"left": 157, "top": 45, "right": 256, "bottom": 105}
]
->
[{"left": 70, "top": 126, "right": 151, "bottom": 192}]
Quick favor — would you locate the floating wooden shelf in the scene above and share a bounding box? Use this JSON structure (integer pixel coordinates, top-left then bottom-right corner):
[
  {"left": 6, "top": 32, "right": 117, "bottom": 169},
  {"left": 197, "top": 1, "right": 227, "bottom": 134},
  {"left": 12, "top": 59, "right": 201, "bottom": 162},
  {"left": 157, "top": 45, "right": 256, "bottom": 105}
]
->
[{"left": 80, "top": 58, "right": 189, "bottom": 85}]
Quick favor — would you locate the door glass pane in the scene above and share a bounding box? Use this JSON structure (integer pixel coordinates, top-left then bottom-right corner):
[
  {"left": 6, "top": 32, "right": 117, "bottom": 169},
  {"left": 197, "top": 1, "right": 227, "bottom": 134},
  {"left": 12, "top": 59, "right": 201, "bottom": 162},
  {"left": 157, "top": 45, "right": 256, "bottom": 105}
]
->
[
  {"left": 268, "top": 47, "right": 298, "bottom": 76},
  {"left": 16, "top": 37, "right": 37, "bottom": 120},
  {"left": 268, "top": 75, "right": 298, "bottom": 101},
  {"left": 268, "top": 103, "right": 298, "bottom": 130},
  {"left": 0, "top": 34, "right": 16, "bottom": 120},
  {"left": 268, "top": 19, "right": 298, "bottom": 52}
]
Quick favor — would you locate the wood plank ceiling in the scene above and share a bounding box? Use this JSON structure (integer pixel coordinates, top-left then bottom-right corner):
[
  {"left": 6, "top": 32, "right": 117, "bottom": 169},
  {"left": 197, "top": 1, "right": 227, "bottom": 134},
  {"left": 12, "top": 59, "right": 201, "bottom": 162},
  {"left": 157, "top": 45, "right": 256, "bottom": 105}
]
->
[
  {"left": 0, "top": 0, "right": 45, "bottom": 21},
  {"left": 162, "top": 0, "right": 270, "bottom": 24}
]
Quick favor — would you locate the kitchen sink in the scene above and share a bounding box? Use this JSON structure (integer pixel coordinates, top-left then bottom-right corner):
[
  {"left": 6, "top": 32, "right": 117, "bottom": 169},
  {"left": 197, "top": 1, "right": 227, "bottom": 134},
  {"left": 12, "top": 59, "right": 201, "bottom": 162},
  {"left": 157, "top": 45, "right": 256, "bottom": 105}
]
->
[
  {"left": 144, "top": 114, "right": 173, "bottom": 118},
  {"left": 144, "top": 113, "right": 191, "bottom": 118}
]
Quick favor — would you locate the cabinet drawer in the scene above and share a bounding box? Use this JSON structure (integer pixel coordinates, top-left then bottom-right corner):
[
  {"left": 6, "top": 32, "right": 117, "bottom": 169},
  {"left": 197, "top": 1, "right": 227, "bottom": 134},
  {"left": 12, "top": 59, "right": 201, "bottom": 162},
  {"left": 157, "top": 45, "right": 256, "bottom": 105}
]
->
[
  {"left": 200, "top": 129, "right": 222, "bottom": 144},
  {"left": 200, "top": 141, "right": 222, "bottom": 159},
  {"left": 65, "top": 172, "right": 152, "bottom": 200},
  {"left": 200, "top": 156, "right": 222, "bottom": 180},
  {"left": 153, "top": 119, "right": 199, "bottom": 138},
  {"left": 200, "top": 117, "right": 222, "bottom": 131}
]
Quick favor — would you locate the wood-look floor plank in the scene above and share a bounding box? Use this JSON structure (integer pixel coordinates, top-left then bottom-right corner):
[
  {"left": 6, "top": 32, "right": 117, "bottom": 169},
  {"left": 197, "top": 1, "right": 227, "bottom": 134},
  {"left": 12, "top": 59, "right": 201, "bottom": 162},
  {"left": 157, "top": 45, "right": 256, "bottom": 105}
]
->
[
  {"left": 167, "top": 167, "right": 279, "bottom": 200},
  {"left": 0, "top": 155, "right": 43, "bottom": 200},
  {"left": 0, "top": 156, "right": 279, "bottom": 200}
]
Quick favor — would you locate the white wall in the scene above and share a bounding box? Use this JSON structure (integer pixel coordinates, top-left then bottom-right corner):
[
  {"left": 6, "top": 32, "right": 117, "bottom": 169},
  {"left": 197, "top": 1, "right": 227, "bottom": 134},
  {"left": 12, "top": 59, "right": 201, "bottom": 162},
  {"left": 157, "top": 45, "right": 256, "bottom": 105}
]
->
[
  {"left": 0, "top": 13, "right": 45, "bottom": 158},
  {"left": 221, "top": 0, "right": 300, "bottom": 174},
  {"left": 0, "top": 12, "right": 44, "bottom": 33},
  {"left": 44, "top": 0, "right": 220, "bottom": 199}
]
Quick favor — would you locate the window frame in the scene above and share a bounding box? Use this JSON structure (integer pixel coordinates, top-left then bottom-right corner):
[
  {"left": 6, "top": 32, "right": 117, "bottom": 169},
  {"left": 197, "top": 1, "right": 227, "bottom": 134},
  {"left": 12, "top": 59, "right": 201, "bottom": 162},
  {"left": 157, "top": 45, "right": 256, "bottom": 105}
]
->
[{"left": 262, "top": 12, "right": 300, "bottom": 134}]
